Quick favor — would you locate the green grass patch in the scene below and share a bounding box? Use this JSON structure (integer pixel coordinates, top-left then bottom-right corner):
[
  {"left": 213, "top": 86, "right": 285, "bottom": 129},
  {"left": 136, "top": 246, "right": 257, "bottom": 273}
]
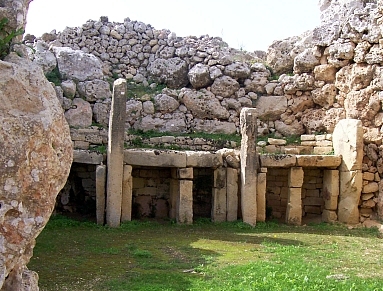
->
[
  {"left": 29, "top": 216, "right": 383, "bottom": 291},
  {"left": 127, "top": 129, "right": 241, "bottom": 145},
  {"left": 126, "top": 82, "right": 167, "bottom": 99}
]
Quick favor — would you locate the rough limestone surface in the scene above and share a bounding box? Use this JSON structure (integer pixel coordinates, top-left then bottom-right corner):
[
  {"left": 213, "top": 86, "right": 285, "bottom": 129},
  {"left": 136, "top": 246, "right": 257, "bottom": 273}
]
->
[
  {"left": 0, "top": 55, "right": 72, "bottom": 290},
  {"left": 53, "top": 47, "right": 103, "bottom": 81},
  {"left": 147, "top": 57, "right": 189, "bottom": 88}
]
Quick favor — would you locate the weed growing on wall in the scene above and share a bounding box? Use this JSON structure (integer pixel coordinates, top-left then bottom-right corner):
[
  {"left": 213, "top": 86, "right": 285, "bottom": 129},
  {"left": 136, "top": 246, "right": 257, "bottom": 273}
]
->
[
  {"left": 45, "top": 67, "right": 62, "bottom": 86},
  {"left": 0, "top": 17, "right": 24, "bottom": 60}
]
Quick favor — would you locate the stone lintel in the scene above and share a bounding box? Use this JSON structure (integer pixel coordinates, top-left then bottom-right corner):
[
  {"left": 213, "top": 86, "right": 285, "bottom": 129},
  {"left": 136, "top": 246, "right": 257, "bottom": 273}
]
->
[
  {"left": 73, "top": 149, "right": 104, "bottom": 164},
  {"left": 296, "top": 155, "right": 341, "bottom": 168},
  {"left": 124, "top": 149, "right": 187, "bottom": 168},
  {"left": 186, "top": 151, "right": 223, "bottom": 168},
  {"left": 259, "top": 154, "right": 296, "bottom": 168}
]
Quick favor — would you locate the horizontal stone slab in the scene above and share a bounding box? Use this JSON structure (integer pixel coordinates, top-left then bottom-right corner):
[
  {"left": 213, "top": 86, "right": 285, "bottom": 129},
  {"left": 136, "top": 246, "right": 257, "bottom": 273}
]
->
[
  {"left": 124, "top": 149, "right": 187, "bottom": 167},
  {"left": 73, "top": 150, "right": 104, "bottom": 164},
  {"left": 186, "top": 151, "right": 223, "bottom": 168},
  {"left": 260, "top": 154, "right": 296, "bottom": 168},
  {"left": 296, "top": 155, "right": 341, "bottom": 168}
]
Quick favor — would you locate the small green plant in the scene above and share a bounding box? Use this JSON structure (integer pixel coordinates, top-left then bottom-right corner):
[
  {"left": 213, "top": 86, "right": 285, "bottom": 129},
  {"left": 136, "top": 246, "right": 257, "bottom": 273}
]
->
[
  {"left": 132, "top": 249, "right": 152, "bottom": 258},
  {"left": 0, "top": 17, "right": 24, "bottom": 60},
  {"left": 126, "top": 82, "right": 166, "bottom": 99},
  {"left": 45, "top": 67, "right": 62, "bottom": 86},
  {"left": 90, "top": 145, "right": 106, "bottom": 154}
]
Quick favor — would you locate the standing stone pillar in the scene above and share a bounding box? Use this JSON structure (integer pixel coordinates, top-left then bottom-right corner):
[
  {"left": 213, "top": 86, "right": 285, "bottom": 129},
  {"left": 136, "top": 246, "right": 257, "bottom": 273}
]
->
[
  {"left": 333, "top": 119, "right": 363, "bottom": 224},
  {"left": 226, "top": 168, "right": 239, "bottom": 222},
  {"left": 212, "top": 167, "right": 227, "bottom": 222},
  {"left": 106, "top": 79, "right": 127, "bottom": 227},
  {"left": 171, "top": 168, "right": 193, "bottom": 224},
  {"left": 169, "top": 168, "right": 178, "bottom": 220},
  {"left": 257, "top": 170, "right": 267, "bottom": 222},
  {"left": 240, "top": 108, "right": 258, "bottom": 226},
  {"left": 286, "top": 167, "right": 304, "bottom": 225},
  {"left": 121, "top": 165, "right": 133, "bottom": 222},
  {"left": 96, "top": 164, "right": 106, "bottom": 225},
  {"left": 322, "top": 170, "right": 339, "bottom": 222}
]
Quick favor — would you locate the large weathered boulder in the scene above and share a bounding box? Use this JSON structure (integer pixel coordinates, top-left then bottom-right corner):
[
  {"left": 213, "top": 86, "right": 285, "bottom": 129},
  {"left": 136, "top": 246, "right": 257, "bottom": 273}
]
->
[
  {"left": 0, "top": 54, "right": 72, "bottom": 290},
  {"left": 64, "top": 98, "right": 93, "bottom": 128},
  {"left": 255, "top": 96, "right": 287, "bottom": 121},
  {"left": 32, "top": 41, "right": 57, "bottom": 74},
  {"left": 147, "top": 57, "right": 189, "bottom": 88},
  {"left": 188, "top": 64, "right": 212, "bottom": 89},
  {"left": 181, "top": 88, "right": 230, "bottom": 120},
  {"left": 77, "top": 79, "right": 112, "bottom": 102},
  {"left": 153, "top": 94, "right": 180, "bottom": 113},
  {"left": 210, "top": 76, "right": 240, "bottom": 98},
  {"left": 53, "top": 47, "right": 104, "bottom": 82}
]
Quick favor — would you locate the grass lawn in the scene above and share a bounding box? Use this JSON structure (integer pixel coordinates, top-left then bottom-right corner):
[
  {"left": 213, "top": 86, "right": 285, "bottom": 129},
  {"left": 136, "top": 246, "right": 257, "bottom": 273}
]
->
[{"left": 29, "top": 216, "right": 383, "bottom": 291}]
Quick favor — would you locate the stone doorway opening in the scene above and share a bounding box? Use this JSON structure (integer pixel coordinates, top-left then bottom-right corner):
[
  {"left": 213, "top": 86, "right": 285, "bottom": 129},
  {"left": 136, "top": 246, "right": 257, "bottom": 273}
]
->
[
  {"left": 265, "top": 167, "right": 325, "bottom": 223},
  {"left": 193, "top": 168, "right": 213, "bottom": 220},
  {"left": 131, "top": 166, "right": 171, "bottom": 220},
  {"left": 56, "top": 163, "right": 97, "bottom": 218}
]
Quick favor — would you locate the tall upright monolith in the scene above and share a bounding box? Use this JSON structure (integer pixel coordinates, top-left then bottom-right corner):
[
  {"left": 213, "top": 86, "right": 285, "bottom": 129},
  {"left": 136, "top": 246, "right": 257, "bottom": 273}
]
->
[
  {"left": 106, "top": 79, "right": 127, "bottom": 227},
  {"left": 240, "top": 108, "right": 258, "bottom": 226},
  {"left": 333, "top": 119, "right": 363, "bottom": 224}
]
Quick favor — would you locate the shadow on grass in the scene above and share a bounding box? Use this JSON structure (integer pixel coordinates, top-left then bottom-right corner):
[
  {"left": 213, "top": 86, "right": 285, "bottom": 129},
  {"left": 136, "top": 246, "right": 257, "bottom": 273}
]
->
[{"left": 29, "top": 215, "right": 381, "bottom": 291}]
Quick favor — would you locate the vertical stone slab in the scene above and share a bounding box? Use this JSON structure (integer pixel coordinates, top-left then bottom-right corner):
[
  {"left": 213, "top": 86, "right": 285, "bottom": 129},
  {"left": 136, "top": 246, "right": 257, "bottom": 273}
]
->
[
  {"left": 96, "top": 165, "right": 106, "bottom": 225},
  {"left": 322, "top": 170, "right": 339, "bottom": 211},
  {"left": 212, "top": 167, "right": 227, "bottom": 222},
  {"left": 106, "top": 79, "right": 127, "bottom": 227},
  {"left": 177, "top": 180, "right": 193, "bottom": 224},
  {"left": 257, "top": 172, "right": 267, "bottom": 222},
  {"left": 286, "top": 188, "right": 302, "bottom": 225},
  {"left": 338, "top": 170, "right": 362, "bottom": 224},
  {"left": 240, "top": 108, "right": 258, "bottom": 226},
  {"left": 121, "top": 165, "right": 133, "bottom": 222},
  {"left": 286, "top": 167, "right": 303, "bottom": 225},
  {"left": 288, "top": 167, "right": 304, "bottom": 188},
  {"left": 333, "top": 119, "right": 363, "bottom": 172},
  {"left": 227, "top": 168, "right": 239, "bottom": 222},
  {"left": 333, "top": 119, "right": 363, "bottom": 224}
]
